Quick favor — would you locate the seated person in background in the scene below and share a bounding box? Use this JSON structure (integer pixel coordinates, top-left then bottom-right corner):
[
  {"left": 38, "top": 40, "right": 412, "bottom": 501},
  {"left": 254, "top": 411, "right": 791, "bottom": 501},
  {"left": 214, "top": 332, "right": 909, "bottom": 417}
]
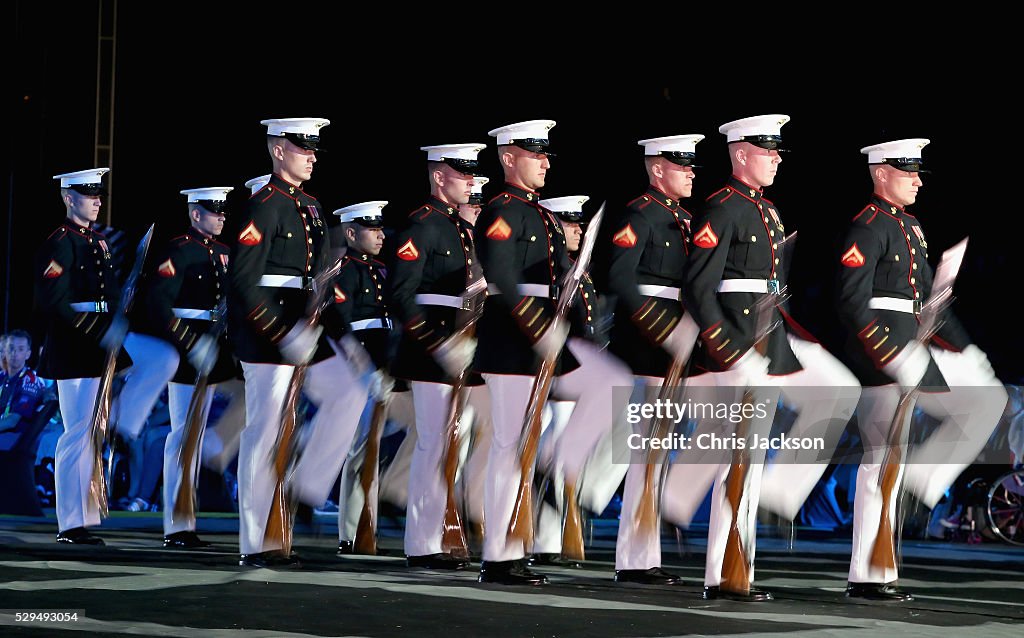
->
[{"left": 1, "top": 330, "right": 49, "bottom": 436}]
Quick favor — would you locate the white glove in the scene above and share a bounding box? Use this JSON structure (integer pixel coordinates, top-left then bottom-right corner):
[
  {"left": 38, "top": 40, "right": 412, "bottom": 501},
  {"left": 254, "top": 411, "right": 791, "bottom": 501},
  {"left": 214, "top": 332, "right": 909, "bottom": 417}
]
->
[
  {"left": 338, "top": 333, "right": 373, "bottom": 377},
  {"left": 279, "top": 322, "right": 323, "bottom": 366},
  {"left": 883, "top": 341, "right": 929, "bottom": 392},
  {"left": 532, "top": 318, "right": 569, "bottom": 361},
  {"left": 187, "top": 334, "right": 219, "bottom": 376},
  {"left": 731, "top": 348, "right": 770, "bottom": 387},
  {"left": 100, "top": 314, "right": 128, "bottom": 351},
  {"left": 661, "top": 313, "right": 700, "bottom": 361},
  {"left": 366, "top": 370, "right": 395, "bottom": 402},
  {"left": 433, "top": 334, "right": 477, "bottom": 378},
  {"left": 961, "top": 344, "right": 996, "bottom": 380}
]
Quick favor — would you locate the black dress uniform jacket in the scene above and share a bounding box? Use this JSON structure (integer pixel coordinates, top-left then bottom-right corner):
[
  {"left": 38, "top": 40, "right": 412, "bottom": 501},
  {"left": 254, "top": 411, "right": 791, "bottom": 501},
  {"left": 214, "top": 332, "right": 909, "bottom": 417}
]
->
[
  {"left": 34, "top": 219, "right": 131, "bottom": 379},
  {"left": 683, "top": 177, "right": 803, "bottom": 375},
  {"left": 836, "top": 194, "right": 970, "bottom": 389},
  {"left": 389, "top": 197, "right": 478, "bottom": 383},
  {"left": 607, "top": 186, "right": 693, "bottom": 376},
  {"left": 133, "top": 227, "right": 236, "bottom": 384},
  {"left": 474, "top": 184, "right": 579, "bottom": 376},
  {"left": 227, "top": 174, "right": 335, "bottom": 365},
  {"left": 568, "top": 271, "right": 600, "bottom": 343},
  {"left": 332, "top": 252, "right": 391, "bottom": 370}
]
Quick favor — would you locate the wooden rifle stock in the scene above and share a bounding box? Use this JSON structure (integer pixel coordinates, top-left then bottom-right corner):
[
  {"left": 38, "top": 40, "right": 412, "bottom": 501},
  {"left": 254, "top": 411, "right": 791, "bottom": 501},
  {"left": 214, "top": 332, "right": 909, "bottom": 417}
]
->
[
  {"left": 633, "top": 354, "right": 687, "bottom": 540},
  {"left": 440, "top": 367, "right": 471, "bottom": 559},
  {"left": 172, "top": 298, "right": 229, "bottom": 524},
  {"left": 87, "top": 224, "right": 155, "bottom": 518},
  {"left": 353, "top": 398, "right": 389, "bottom": 555},
  {"left": 439, "top": 278, "right": 488, "bottom": 559},
  {"left": 263, "top": 258, "right": 344, "bottom": 556},
  {"left": 506, "top": 205, "right": 606, "bottom": 553},
  {"left": 869, "top": 392, "right": 915, "bottom": 571}
]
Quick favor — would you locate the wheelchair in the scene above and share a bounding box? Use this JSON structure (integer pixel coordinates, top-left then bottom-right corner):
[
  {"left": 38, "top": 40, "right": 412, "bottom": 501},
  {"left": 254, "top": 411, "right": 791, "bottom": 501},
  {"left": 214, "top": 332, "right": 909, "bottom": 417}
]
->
[{"left": 986, "top": 467, "right": 1024, "bottom": 546}]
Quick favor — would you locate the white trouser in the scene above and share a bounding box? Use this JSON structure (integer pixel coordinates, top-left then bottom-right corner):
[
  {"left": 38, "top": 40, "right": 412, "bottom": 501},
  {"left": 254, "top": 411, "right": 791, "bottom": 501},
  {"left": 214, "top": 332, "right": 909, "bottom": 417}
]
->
[
  {"left": 237, "top": 356, "right": 367, "bottom": 555},
  {"left": 460, "top": 385, "right": 493, "bottom": 527},
  {"left": 376, "top": 390, "right": 416, "bottom": 508},
  {"left": 339, "top": 398, "right": 378, "bottom": 542},
  {"left": 759, "top": 336, "right": 862, "bottom": 519},
  {"left": 848, "top": 385, "right": 904, "bottom": 584},
  {"left": 482, "top": 341, "right": 633, "bottom": 562},
  {"left": 533, "top": 401, "right": 571, "bottom": 555},
  {"left": 201, "top": 379, "right": 245, "bottom": 472},
  {"left": 849, "top": 346, "right": 1007, "bottom": 583},
  {"left": 163, "top": 382, "right": 215, "bottom": 535},
  {"left": 404, "top": 381, "right": 456, "bottom": 556},
  {"left": 55, "top": 378, "right": 102, "bottom": 531},
  {"left": 617, "top": 373, "right": 718, "bottom": 571},
  {"left": 115, "top": 333, "right": 180, "bottom": 440}
]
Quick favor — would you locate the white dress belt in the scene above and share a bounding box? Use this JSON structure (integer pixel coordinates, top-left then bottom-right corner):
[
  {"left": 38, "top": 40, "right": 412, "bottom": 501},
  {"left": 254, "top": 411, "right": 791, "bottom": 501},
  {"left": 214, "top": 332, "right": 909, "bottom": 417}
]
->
[
  {"left": 717, "top": 278, "right": 781, "bottom": 294},
  {"left": 70, "top": 301, "right": 109, "bottom": 312},
  {"left": 637, "top": 285, "right": 681, "bottom": 300},
  {"left": 350, "top": 317, "right": 393, "bottom": 331},
  {"left": 869, "top": 297, "right": 920, "bottom": 314},
  {"left": 259, "top": 275, "right": 304, "bottom": 289},
  {"left": 485, "top": 283, "right": 552, "bottom": 297},
  {"left": 415, "top": 294, "right": 468, "bottom": 309},
  {"left": 172, "top": 308, "right": 219, "bottom": 320}
]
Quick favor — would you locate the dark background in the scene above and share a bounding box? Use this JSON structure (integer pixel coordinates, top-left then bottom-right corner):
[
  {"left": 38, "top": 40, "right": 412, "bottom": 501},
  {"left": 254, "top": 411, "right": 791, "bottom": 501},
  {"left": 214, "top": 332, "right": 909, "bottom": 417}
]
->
[{"left": 6, "top": 3, "right": 1021, "bottom": 381}]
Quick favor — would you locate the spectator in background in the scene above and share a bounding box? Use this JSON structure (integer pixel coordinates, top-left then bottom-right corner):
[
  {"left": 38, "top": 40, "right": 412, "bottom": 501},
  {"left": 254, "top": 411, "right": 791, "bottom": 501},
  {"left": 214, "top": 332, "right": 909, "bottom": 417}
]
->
[{"left": 1, "top": 330, "right": 49, "bottom": 434}]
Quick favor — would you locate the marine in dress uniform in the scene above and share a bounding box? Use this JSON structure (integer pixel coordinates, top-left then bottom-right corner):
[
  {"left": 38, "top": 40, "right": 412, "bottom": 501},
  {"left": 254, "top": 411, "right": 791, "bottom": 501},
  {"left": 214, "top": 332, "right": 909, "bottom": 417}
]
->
[
  {"left": 673, "top": 115, "right": 860, "bottom": 601},
  {"left": 35, "top": 168, "right": 130, "bottom": 544},
  {"left": 327, "top": 201, "right": 396, "bottom": 554},
  {"left": 837, "top": 139, "right": 1007, "bottom": 600},
  {"left": 227, "top": 118, "right": 369, "bottom": 567},
  {"left": 531, "top": 195, "right": 633, "bottom": 568},
  {"left": 198, "top": 176, "right": 272, "bottom": 474},
  {"left": 474, "top": 120, "right": 631, "bottom": 585},
  {"left": 604, "top": 135, "right": 705, "bottom": 584},
  {"left": 127, "top": 187, "right": 237, "bottom": 549},
  {"left": 388, "top": 143, "right": 486, "bottom": 570}
]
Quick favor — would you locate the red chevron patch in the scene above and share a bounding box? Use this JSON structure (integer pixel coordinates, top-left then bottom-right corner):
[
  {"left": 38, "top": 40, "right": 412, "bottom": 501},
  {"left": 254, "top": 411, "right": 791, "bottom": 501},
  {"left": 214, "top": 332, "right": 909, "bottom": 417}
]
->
[
  {"left": 841, "top": 243, "right": 865, "bottom": 268},
  {"left": 238, "top": 221, "right": 263, "bottom": 246},
  {"left": 612, "top": 224, "right": 637, "bottom": 248},
  {"left": 693, "top": 223, "right": 719, "bottom": 248},
  {"left": 397, "top": 238, "right": 420, "bottom": 261},
  {"left": 157, "top": 258, "right": 176, "bottom": 278},
  {"left": 485, "top": 216, "right": 512, "bottom": 241}
]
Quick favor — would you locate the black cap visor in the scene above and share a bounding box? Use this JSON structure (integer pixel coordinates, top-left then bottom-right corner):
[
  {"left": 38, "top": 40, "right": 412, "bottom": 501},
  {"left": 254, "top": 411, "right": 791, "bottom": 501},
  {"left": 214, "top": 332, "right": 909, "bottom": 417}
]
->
[
  {"left": 280, "top": 132, "right": 324, "bottom": 151},
  {"left": 442, "top": 158, "right": 484, "bottom": 176},
  {"left": 879, "top": 157, "right": 929, "bottom": 173},
  {"left": 658, "top": 151, "right": 700, "bottom": 168},
  {"left": 67, "top": 183, "right": 107, "bottom": 196},
  {"left": 509, "top": 138, "right": 555, "bottom": 157},
  {"left": 734, "top": 134, "right": 788, "bottom": 152}
]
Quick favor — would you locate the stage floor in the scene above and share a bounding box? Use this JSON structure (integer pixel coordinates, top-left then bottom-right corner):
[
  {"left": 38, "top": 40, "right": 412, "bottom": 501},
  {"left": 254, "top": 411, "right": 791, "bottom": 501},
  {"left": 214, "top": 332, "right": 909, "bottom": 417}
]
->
[{"left": 2, "top": 514, "right": 1022, "bottom": 637}]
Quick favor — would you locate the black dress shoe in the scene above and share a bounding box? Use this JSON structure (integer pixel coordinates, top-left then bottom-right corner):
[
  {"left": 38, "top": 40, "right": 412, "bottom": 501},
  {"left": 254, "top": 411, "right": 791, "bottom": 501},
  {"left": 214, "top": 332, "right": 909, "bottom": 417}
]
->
[
  {"left": 528, "top": 553, "right": 582, "bottom": 568},
  {"left": 478, "top": 559, "right": 549, "bottom": 585},
  {"left": 703, "top": 585, "right": 774, "bottom": 601},
  {"left": 614, "top": 567, "right": 680, "bottom": 585},
  {"left": 337, "top": 540, "right": 354, "bottom": 555},
  {"left": 846, "top": 581, "right": 913, "bottom": 602},
  {"left": 239, "top": 550, "right": 301, "bottom": 568},
  {"left": 56, "top": 527, "right": 105, "bottom": 545},
  {"left": 163, "top": 531, "right": 212, "bottom": 549},
  {"left": 406, "top": 553, "right": 470, "bottom": 570}
]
